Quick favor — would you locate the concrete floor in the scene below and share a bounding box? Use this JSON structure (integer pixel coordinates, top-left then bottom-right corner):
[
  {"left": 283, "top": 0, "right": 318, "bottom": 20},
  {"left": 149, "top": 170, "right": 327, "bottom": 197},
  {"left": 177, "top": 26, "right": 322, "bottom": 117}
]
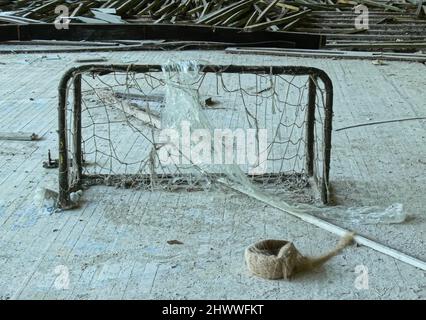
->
[{"left": 0, "top": 49, "right": 425, "bottom": 299}]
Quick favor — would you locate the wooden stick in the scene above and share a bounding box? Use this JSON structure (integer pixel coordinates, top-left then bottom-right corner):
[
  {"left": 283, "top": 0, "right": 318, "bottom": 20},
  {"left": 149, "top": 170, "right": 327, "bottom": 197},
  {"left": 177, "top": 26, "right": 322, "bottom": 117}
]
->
[
  {"left": 255, "top": 0, "right": 279, "bottom": 23},
  {"left": 335, "top": 117, "right": 426, "bottom": 131},
  {"left": 75, "top": 58, "right": 109, "bottom": 63},
  {"left": 0, "top": 132, "right": 39, "bottom": 141},
  {"left": 244, "top": 9, "right": 310, "bottom": 32},
  {"left": 111, "top": 95, "right": 162, "bottom": 129}
]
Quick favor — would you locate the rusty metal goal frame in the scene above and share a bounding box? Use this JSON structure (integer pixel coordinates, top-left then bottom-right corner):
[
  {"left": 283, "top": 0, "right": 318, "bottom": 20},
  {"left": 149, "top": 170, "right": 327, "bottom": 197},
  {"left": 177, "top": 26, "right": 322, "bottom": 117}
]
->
[{"left": 57, "top": 64, "right": 333, "bottom": 208}]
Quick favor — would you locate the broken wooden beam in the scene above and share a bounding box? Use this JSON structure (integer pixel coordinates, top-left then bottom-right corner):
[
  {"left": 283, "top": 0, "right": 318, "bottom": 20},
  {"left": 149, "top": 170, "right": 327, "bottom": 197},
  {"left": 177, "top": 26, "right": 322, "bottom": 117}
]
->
[{"left": 0, "top": 23, "right": 325, "bottom": 49}]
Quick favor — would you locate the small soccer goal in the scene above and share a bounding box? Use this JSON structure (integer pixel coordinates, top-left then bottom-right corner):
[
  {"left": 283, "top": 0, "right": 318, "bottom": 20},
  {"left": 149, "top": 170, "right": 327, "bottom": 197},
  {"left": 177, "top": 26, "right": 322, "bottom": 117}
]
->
[{"left": 57, "top": 63, "right": 333, "bottom": 209}]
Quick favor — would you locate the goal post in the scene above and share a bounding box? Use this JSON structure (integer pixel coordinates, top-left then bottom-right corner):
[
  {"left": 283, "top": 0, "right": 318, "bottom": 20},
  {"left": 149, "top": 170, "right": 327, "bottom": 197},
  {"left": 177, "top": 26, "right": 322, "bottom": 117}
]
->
[{"left": 57, "top": 64, "right": 333, "bottom": 209}]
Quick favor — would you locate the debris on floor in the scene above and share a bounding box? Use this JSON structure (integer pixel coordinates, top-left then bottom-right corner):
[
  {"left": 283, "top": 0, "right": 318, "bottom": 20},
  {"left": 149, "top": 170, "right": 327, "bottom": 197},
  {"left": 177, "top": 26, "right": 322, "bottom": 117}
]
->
[
  {"left": 0, "top": 132, "right": 39, "bottom": 141},
  {"left": 0, "top": 1, "right": 425, "bottom": 51},
  {"left": 245, "top": 233, "right": 354, "bottom": 280},
  {"left": 167, "top": 240, "right": 184, "bottom": 245}
]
